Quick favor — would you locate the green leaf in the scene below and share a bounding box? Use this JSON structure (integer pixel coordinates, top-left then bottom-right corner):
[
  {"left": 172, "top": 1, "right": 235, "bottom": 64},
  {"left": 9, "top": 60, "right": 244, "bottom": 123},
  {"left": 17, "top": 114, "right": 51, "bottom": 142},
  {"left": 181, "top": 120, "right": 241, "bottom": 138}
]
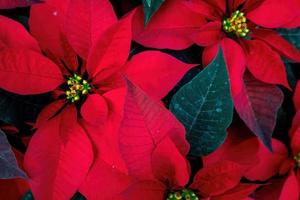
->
[
  {"left": 21, "top": 191, "right": 86, "bottom": 200},
  {"left": 21, "top": 191, "right": 34, "bottom": 200},
  {"left": 278, "top": 28, "right": 300, "bottom": 63},
  {"left": 169, "top": 48, "right": 233, "bottom": 156},
  {"left": 142, "top": 0, "right": 165, "bottom": 25}
]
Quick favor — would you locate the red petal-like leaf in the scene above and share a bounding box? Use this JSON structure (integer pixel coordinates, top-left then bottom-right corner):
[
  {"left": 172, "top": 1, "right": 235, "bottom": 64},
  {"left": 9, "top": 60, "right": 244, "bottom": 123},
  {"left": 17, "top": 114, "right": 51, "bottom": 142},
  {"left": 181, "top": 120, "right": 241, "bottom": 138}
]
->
[
  {"left": 132, "top": 0, "right": 206, "bottom": 50},
  {"left": 244, "top": 139, "right": 288, "bottom": 181},
  {"left": 119, "top": 79, "right": 189, "bottom": 182},
  {"left": 120, "top": 181, "right": 166, "bottom": 200},
  {"left": 80, "top": 159, "right": 132, "bottom": 200},
  {"left": 0, "top": 0, "right": 42, "bottom": 9},
  {"left": 81, "top": 94, "right": 108, "bottom": 125},
  {"left": 247, "top": 0, "right": 300, "bottom": 28},
  {"left": 221, "top": 38, "right": 246, "bottom": 97},
  {"left": 24, "top": 115, "right": 93, "bottom": 200},
  {"left": 234, "top": 72, "right": 283, "bottom": 149},
  {"left": 29, "top": 1, "right": 78, "bottom": 71},
  {"left": 0, "top": 49, "right": 63, "bottom": 95},
  {"left": 211, "top": 184, "right": 259, "bottom": 200},
  {"left": 151, "top": 137, "right": 190, "bottom": 187},
  {"left": 87, "top": 12, "right": 133, "bottom": 78},
  {"left": 252, "top": 29, "right": 300, "bottom": 63},
  {"left": 244, "top": 39, "right": 290, "bottom": 89},
  {"left": 191, "top": 160, "right": 244, "bottom": 196},
  {"left": 65, "top": 0, "right": 117, "bottom": 59},
  {"left": 0, "top": 16, "right": 39, "bottom": 51},
  {"left": 125, "top": 51, "right": 195, "bottom": 100}
]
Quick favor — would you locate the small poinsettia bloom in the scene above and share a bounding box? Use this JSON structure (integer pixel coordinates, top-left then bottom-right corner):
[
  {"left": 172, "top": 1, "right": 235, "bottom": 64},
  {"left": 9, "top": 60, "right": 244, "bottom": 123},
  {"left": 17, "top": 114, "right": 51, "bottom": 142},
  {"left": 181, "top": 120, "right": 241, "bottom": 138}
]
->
[{"left": 133, "top": 0, "right": 300, "bottom": 97}]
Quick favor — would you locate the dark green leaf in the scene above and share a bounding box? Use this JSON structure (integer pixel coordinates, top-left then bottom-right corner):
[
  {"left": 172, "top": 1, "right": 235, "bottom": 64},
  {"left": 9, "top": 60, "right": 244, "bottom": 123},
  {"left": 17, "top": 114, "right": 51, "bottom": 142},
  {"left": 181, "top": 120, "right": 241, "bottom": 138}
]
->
[
  {"left": 142, "top": 0, "right": 165, "bottom": 25},
  {"left": 170, "top": 49, "right": 233, "bottom": 156},
  {"left": 0, "top": 129, "right": 27, "bottom": 179},
  {"left": 278, "top": 28, "right": 300, "bottom": 63},
  {"left": 0, "top": 89, "right": 51, "bottom": 128},
  {"left": 21, "top": 191, "right": 86, "bottom": 200},
  {"left": 21, "top": 191, "right": 34, "bottom": 200}
]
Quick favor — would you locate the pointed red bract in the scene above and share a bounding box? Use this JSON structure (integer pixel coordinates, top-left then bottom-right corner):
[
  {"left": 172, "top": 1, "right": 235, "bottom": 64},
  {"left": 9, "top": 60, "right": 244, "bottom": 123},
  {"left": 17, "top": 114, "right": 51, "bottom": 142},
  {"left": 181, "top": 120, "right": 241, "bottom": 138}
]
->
[
  {"left": 119, "top": 79, "right": 190, "bottom": 182},
  {"left": 191, "top": 160, "right": 244, "bottom": 196},
  {"left": 132, "top": 0, "right": 206, "bottom": 50},
  {"left": 24, "top": 114, "right": 93, "bottom": 200},
  {"left": 233, "top": 72, "right": 283, "bottom": 149},
  {"left": 244, "top": 139, "right": 288, "bottom": 181},
  {"left": 0, "top": 16, "right": 40, "bottom": 51},
  {"left": 125, "top": 51, "right": 195, "bottom": 100},
  {"left": 252, "top": 29, "right": 300, "bottom": 63},
  {"left": 0, "top": 49, "right": 63, "bottom": 95},
  {"left": 211, "top": 184, "right": 259, "bottom": 200},
  {"left": 247, "top": 0, "right": 300, "bottom": 28},
  {"left": 221, "top": 38, "right": 246, "bottom": 97},
  {"left": 243, "top": 39, "right": 290, "bottom": 89},
  {"left": 65, "top": 0, "right": 117, "bottom": 59},
  {"left": 81, "top": 94, "right": 108, "bottom": 125},
  {"left": 87, "top": 12, "right": 133, "bottom": 78}
]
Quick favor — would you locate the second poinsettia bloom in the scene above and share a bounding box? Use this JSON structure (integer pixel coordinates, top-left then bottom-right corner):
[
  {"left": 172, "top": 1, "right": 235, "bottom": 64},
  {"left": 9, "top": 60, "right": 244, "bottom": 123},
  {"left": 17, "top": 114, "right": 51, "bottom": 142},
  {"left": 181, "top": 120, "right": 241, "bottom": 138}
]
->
[{"left": 133, "top": 0, "right": 300, "bottom": 97}]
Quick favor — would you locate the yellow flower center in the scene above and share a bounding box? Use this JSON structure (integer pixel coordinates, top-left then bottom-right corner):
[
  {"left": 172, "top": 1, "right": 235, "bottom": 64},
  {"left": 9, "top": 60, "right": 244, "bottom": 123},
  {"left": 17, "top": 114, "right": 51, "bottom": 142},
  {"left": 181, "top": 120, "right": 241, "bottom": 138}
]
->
[
  {"left": 65, "top": 74, "right": 91, "bottom": 103},
  {"left": 223, "top": 10, "right": 249, "bottom": 37},
  {"left": 294, "top": 152, "right": 300, "bottom": 167},
  {"left": 167, "top": 189, "right": 198, "bottom": 200}
]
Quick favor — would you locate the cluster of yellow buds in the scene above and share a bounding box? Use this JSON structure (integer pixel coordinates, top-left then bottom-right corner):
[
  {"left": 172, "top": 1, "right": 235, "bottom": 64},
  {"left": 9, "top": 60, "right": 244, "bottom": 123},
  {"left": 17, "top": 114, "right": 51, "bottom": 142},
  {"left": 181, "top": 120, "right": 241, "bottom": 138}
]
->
[
  {"left": 294, "top": 152, "right": 300, "bottom": 167},
  {"left": 223, "top": 10, "right": 249, "bottom": 37},
  {"left": 167, "top": 189, "right": 199, "bottom": 200},
  {"left": 66, "top": 74, "right": 91, "bottom": 103}
]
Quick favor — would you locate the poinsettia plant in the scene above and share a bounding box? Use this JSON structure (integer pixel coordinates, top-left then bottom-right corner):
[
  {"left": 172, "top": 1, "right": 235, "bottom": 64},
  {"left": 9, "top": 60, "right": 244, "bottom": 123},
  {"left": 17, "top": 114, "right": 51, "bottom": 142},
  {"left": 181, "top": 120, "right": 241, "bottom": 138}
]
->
[{"left": 0, "top": 0, "right": 300, "bottom": 200}]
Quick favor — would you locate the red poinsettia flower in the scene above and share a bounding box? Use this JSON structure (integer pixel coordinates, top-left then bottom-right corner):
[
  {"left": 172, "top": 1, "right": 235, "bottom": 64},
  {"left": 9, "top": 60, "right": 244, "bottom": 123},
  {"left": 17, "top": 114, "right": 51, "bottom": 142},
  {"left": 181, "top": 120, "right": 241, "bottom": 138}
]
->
[
  {"left": 133, "top": 0, "right": 300, "bottom": 97},
  {"left": 0, "top": 1, "right": 195, "bottom": 199}
]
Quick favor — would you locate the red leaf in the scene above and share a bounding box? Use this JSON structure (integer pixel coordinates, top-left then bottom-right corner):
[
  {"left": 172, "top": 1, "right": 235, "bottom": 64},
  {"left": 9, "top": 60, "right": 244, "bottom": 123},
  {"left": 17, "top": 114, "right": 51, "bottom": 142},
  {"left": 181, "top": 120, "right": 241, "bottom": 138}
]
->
[
  {"left": 202, "top": 44, "right": 219, "bottom": 67},
  {"left": 190, "top": 21, "right": 222, "bottom": 47},
  {"left": 221, "top": 38, "right": 246, "bottom": 97},
  {"left": 35, "top": 100, "right": 65, "bottom": 128},
  {"left": 247, "top": 0, "right": 300, "bottom": 28},
  {"left": 0, "top": 0, "right": 42, "bottom": 9},
  {"left": 244, "top": 139, "right": 288, "bottom": 181},
  {"left": 151, "top": 137, "right": 190, "bottom": 187},
  {"left": 0, "top": 49, "right": 63, "bottom": 95},
  {"left": 234, "top": 72, "right": 283, "bottom": 149},
  {"left": 243, "top": 39, "right": 290, "bottom": 89},
  {"left": 29, "top": 1, "right": 78, "bottom": 71},
  {"left": 125, "top": 51, "right": 195, "bottom": 100},
  {"left": 132, "top": 0, "right": 206, "bottom": 50},
  {"left": 87, "top": 12, "right": 133, "bottom": 78},
  {"left": 80, "top": 159, "right": 132, "bottom": 200},
  {"left": 252, "top": 29, "right": 300, "bottom": 63},
  {"left": 65, "top": 0, "right": 117, "bottom": 59},
  {"left": 119, "top": 180, "right": 166, "bottom": 200},
  {"left": 255, "top": 171, "right": 299, "bottom": 200},
  {"left": 211, "top": 184, "right": 259, "bottom": 200},
  {"left": 191, "top": 160, "right": 244, "bottom": 196},
  {"left": 81, "top": 94, "right": 108, "bottom": 125},
  {"left": 0, "top": 16, "right": 39, "bottom": 51},
  {"left": 119, "top": 79, "right": 189, "bottom": 182},
  {"left": 24, "top": 115, "right": 93, "bottom": 200}
]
